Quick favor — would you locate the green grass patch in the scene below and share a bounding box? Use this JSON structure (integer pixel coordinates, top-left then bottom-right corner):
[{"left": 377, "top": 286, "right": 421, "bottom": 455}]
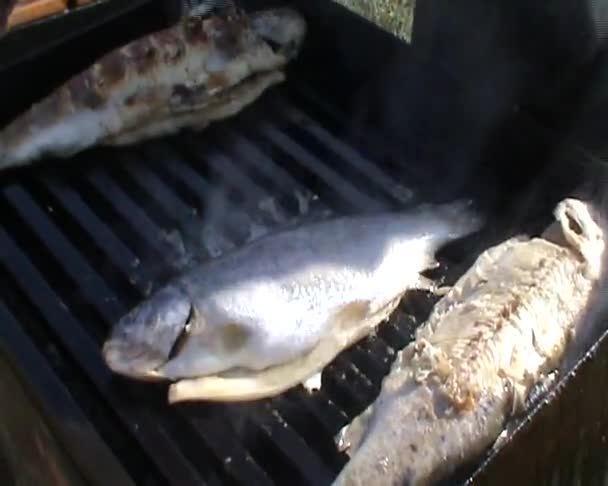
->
[{"left": 333, "top": 0, "right": 415, "bottom": 41}]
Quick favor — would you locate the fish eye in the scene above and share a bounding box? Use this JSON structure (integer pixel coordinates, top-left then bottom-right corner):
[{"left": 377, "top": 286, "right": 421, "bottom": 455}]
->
[{"left": 567, "top": 215, "right": 584, "bottom": 235}]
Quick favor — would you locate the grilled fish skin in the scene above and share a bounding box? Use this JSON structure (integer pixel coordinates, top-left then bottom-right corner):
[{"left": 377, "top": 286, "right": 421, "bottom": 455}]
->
[
  {"left": 102, "top": 200, "right": 482, "bottom": 403},
  {"left": 333, "top": 198, "right": 605, "bottom": 486},
  {"left": 0, "top": 7, "right": 306, "bottom": 170}
]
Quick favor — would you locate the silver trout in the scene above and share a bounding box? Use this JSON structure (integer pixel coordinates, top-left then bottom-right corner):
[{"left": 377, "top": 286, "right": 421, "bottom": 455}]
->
[
  {"left": 333, "top": 197, "right": 605, "bottom": 486},
  {"left": 0, "top": 6, "right": 306, "bottom": 170},
  {"left": 102, "top": 200, "right": 482, "bottom": 403}
]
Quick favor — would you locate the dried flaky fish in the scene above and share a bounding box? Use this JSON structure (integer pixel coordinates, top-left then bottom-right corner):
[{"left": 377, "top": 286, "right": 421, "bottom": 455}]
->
[
  {"left": 0, "top": 6, "right": 306, "bottom": 170},
  {"left": 102, "top": 200, "right": 482, "bottom": 403},
  {"left": 333, "top": 197, "right": 605, "bottom": 486}
]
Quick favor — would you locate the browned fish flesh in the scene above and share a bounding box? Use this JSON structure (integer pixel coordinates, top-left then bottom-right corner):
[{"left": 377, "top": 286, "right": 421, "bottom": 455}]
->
[
  {"left": 0, "top": 6, "right": 306, "bottom": 170},
  {"left": 333, "top": 197, "right": 605, "bottom": 486}
]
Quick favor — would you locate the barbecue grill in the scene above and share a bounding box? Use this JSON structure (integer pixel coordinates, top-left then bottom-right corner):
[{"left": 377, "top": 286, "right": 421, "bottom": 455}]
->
[{"left": 2, "top": 0, "right": 608, "bottom": 485}]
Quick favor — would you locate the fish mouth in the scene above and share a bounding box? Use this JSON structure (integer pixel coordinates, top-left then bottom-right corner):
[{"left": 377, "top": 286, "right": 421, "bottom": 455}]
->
[
  {"left": 102, "top": 340, "right": 169, "bottom": 381},
  {"left": 101, "top": 285, "right": 194, "bottom": 381}
]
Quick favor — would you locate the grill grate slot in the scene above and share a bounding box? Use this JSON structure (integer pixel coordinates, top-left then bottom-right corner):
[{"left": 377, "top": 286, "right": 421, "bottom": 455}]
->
[
  {"left": 36, "top": 177, "right": 149, "bottom": 301},
  {"left": 253, "top": 120, "right": 387, "bottom": 213},
  {"left": 270, "top": 100, "right": 413, "bottom": 207},
  {"left": 3, "top": 184, "right": 127, "bottom": 326},
  {"left": 273, "top": 394, "right": 349, "bottom": 470},
  {"left": 85, "top": 169, "right": 185, "bottom": 271},
  {"left": 178, "top": 409, "right": 273, "bottom": 486},
  {"left": 258, "top": 409, "right": 334, "bottom": 484},
  {"left": 65, "top": 176, "right": 169, "bottom": 275}
]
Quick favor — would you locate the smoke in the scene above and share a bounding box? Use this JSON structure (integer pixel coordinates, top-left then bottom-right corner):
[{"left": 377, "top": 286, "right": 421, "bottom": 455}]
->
[{"left": 348, "top": 0, "right": 605, "bottom": 222}]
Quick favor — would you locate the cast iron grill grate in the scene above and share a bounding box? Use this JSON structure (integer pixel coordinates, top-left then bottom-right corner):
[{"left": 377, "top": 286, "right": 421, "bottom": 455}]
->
[{"left": 0, "top": 81, "right": 443, "bottom": 486}]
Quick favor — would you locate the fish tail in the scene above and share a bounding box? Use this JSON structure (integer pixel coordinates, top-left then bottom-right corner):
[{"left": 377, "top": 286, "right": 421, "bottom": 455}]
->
[{"left": 334, "top": 385, "right": 507, "bottom": 485}]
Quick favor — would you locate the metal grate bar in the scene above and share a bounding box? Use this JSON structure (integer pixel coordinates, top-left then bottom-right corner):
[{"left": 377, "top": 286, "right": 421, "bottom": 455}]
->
[
  {"left": 220, "top": 128, "right": 311, "bottom": 196},
  {"left": 256, "top": 412, "right": 334, "bottom": 484},
  {"left": 274, "top": 100, "right": 414, "bottom": 206},
  {"left": 0, "top": 226, "right": 206, "bottom": 485},
  {"left": 3, "top": 184, "right": 127, "bottom": 323},
  {"left": 179, "top": 136, "right": 291, "bottom": 226},
  {"left": 86, "top": 169, "right": 185, "bottom": 268},
  {"left": 178, "top": 412, "right": 273, "bottom": 486},
  {"left": 0, "top": 301, "right": 136, "bottom": 486},
  {"left": 143, "top": 141, "right": 257, "bottom": 249},
  {"left": 41, "top": 177, "right": 155, "bottom": 295},
  {"left": 254, "top": 119, "right": 388, "bottom": 212}
]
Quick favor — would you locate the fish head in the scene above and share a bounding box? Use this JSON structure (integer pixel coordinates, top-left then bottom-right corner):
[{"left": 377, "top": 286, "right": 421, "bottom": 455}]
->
[
  {"left": 249, "top": 8, "right": 307, "bottom": 61},
  {"left": 102, "top": 283, "right": 253, "bottom": 382},
  {"left": 102, "top": 285, "right": 193, "bottom": 381},
  {"left": 553, "top": 197, "right": 605, "bottom": 278}
]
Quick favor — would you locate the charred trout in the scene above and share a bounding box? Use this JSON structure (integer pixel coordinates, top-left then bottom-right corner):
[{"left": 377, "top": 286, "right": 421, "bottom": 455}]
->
[
  {"left": 334, "top": 198, "right": 605, "bottom": 486},
  {"left": 0, "top": 7, "right": 306, "bottom": 170},
  {"left": 102, "top": 200, "right": 482, "bottom": 403}
]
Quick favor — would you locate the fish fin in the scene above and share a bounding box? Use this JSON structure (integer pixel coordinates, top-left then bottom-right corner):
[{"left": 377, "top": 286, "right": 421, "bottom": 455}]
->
[
  {"left": 168, "top": 337, "right": 333, "bottom": 403},
  {"left": 167, "top": 300, "right": 378, "bottom": 403},
  {"left": 302, "top": 372, "right": 322, "bottom": 393}
]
